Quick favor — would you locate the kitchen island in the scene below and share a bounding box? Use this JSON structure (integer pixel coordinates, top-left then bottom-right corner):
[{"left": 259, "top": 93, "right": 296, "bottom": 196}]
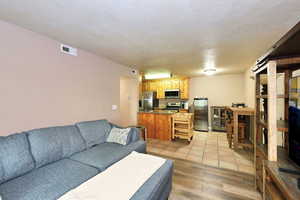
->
[{"left": 138, "top": 110, "right": 176, "bottom": 141}]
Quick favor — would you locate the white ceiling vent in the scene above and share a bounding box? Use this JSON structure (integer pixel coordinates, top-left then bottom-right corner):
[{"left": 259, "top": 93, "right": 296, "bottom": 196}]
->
[{"left": 60, "top": 44, "right": 77, "bottom": 56}]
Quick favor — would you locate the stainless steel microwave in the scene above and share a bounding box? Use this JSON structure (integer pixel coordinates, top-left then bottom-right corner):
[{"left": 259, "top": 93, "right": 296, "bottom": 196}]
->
[{"left": 164, "top": 89, "right": 180, "bottom": 99}]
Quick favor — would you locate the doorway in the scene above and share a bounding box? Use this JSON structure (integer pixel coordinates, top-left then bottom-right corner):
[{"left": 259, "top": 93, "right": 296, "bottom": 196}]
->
[{"left": 119, "top": 76, "right": 139, "bottom": 127}]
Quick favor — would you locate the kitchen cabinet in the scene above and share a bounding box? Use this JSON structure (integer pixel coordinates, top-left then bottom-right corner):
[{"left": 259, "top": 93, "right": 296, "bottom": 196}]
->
[
  {"left": 163, "top": 79, "right": 171, "bottom": 90},
  {"left": 149, "top": 81, "right": 157, "bottom": 92},
  {"left": 142, "top": 77, "right": 189, "bottom": 99},
  {"left": 179, "top": 78, "right": 189, "bottom": 99},
  {"left": 171, "top": 79, "right": 180, "bottom": 89},
  {"left": 138, "top": 112, "right": 173, "bottom": 140},
  {"left": 157, "top": 81, "right": 165, "bottom": 99},
  {"left": 155, "top": 114, "right": 172, "bottom": 140},
  {"left": 142, "top": 81, "right": 150, "bottom": 92},
  {"left": 138, "top": 112, "right": 156, "bottom": 138}
]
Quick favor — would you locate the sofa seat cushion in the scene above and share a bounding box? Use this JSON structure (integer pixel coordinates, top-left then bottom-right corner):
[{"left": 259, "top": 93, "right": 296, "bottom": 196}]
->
[
  {"left": 0, "top": 133, "right": 35, "bottom": 184},
  {"left": 27, "top": 125, "right": 86, "bottom": 168},
  {"left": 0, "top": 159, "right": 98, "bottom": 200},
  {"left": 70, "top": 142, "right": 131, "bottom": 171}
]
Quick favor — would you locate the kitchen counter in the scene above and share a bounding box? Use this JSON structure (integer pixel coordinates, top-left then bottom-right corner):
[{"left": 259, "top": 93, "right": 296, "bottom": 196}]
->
[{"left": 138, "top": 110, "right": 177, "bottom": 115}]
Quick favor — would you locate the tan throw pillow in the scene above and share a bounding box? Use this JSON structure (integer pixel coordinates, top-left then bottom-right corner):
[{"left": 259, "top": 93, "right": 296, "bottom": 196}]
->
[{"left": 106, "top": 127, "right": 131, "bottom": 145}]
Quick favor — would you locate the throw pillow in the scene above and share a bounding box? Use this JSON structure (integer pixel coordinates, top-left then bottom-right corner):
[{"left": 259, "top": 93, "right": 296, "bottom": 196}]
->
[{"left": 106, "top": 127, "right": 131, "bottom": 145}]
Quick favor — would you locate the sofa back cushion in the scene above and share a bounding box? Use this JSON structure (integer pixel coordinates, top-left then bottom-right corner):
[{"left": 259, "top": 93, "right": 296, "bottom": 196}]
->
[
  {"left": 56, "top": 126, "right": 86, "bottom": 157},
  {"left": 0, "top": 133, "right": 35, "bottom": 184},
  {"left": 27, "top": 125, "right": 85, "bottom": 168},
  {"left": 76, "top": 120, "right": 111, "bottom": 148}
]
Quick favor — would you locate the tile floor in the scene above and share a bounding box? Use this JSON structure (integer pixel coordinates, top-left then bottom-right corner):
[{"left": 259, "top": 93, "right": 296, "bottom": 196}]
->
[{"left": 146, "top": 131, "right": 255, "bottom": 174}]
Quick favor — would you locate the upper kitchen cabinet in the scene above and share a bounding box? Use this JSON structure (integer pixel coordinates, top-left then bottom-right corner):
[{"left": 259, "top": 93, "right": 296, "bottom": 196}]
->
[
  {"left": 142, "top": 80, "right": 149, "bottom": 92},
  {"left": 149, "top": 81, "right": 157, "bottom": 92},
  {"left": 170, "top": 79, "right": 180, "bottom": 90},
  {"left": 142, "top": 77, "right": 189, "bottom": 99},
  {"left": 180, "top": 78, "right": 189, "bottom": 99},
  {"left": 157, "top": 80, "right": 165, "bottom": 99}
]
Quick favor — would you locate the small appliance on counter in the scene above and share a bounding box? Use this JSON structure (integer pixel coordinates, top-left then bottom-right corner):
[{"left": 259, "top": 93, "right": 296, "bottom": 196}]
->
[{"left": 182, "top": 101, "right": 189, "bottom": 110}]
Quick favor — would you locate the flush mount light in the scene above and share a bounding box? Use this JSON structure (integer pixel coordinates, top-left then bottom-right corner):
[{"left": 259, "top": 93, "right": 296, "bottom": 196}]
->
[
  {"left": 144, "top": 73, "right": 171, "bottom": 80},
  {"left": 203, "top": 68, "right": 217, "bottom": 76}
]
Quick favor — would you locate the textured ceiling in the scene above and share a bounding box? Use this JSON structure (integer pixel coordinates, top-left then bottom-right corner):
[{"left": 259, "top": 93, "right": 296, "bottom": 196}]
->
[{"left": 0, "top": 0, "right": 300, "bottom": 76}]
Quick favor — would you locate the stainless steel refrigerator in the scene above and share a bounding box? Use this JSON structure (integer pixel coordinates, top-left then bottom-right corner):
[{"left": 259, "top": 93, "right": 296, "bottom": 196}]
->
[
  {"left": 142, "top": 91, "right": 158, "bottom": 111},
  {"left": 193, "top": 98, "right": 209, "bottom": 131}
]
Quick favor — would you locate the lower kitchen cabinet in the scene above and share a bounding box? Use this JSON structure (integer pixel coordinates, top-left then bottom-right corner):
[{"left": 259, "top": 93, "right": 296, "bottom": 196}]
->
[
  {"left": 138, "top": 112, "right": 155, "bottom": 138},
  {"left": 138, "top": 112, "right": 172, "bottom": 141}
]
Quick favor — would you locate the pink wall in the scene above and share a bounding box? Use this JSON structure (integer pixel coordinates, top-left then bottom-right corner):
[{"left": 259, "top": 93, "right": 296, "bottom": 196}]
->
[{"left": 0, "top": 20, "right": 137, "bottom": 135}]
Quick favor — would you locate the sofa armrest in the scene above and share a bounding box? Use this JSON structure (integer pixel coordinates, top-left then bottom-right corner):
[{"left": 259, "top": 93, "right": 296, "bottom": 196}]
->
[
  {"left": 127, "top": 127, "right": 141, "bottom": 144},
  {"left": 124, "top": 140, "right": 146, "bottom": 153}
]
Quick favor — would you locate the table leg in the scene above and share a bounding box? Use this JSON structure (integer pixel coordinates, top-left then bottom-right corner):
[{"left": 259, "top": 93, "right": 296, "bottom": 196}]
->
[{"left": 233, "top": 113, "right": 238, "bottom": 149}]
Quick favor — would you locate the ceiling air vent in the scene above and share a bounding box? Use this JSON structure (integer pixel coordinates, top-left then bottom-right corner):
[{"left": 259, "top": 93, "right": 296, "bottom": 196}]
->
[{"left": 60, "top": 44, "right": 77, "bottom": 56}]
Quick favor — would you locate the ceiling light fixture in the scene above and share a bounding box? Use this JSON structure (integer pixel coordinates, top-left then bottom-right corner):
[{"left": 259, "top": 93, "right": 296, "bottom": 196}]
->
[
  {"left": 144, "top": 73, "right": 171, "bottom": 80},
  {"left": 203, "top": 68, "right": 217, "bottom": 76}
]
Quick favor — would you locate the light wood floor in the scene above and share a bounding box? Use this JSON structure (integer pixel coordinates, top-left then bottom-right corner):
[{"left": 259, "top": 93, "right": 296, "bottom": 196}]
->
[{"left": 151, "top": 153, "right": 261, "bottom": 200}]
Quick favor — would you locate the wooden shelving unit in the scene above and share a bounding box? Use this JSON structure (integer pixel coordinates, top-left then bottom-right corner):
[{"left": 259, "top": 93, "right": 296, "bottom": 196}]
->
[
  {"left": 253, "top": 20, "right": 300, "bottom": 200},
  {"left": 256, "top": 94, "right": 289, "bottom": 99},
  {"left": 263, "top": 147, "right": 300, "bottom": 200},
  {"left": 253, "top": 61, "right": 300, "bottom": 199},
  {"left": 254, "top": 59, "right": 300, "bottom": 200},
  {"left": 257, "top": 120, "right": 288, "bottom": 132}
]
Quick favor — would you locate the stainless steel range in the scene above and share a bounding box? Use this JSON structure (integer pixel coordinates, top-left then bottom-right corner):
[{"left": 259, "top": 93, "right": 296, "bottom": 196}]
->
[{"left": 164, "top": 102, "right": 181, "bottom": 110}]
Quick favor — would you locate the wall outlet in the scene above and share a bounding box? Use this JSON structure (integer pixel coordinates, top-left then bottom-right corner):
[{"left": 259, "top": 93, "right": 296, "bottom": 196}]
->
[{"left": 112, "top": 105, "right": 118, "bottom": 110}]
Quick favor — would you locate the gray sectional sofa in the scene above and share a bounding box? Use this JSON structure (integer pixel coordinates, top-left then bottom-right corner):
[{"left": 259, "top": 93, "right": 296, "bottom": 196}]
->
[{"left": 0, "top": 119, "right": 173, "bottom": 200}]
